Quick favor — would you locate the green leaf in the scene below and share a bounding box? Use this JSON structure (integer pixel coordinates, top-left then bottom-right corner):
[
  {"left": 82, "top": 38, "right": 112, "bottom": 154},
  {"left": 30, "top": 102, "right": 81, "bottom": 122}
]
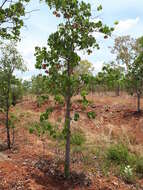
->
[
  {"left": 97, "top": 5, "right": 102, "bottom": 11},
  {"left": 114, "top": 21, "right": 119, "bottom": 25},
  {"left": 29, "top": 127, "right": 34, "bottom": 134},
  {"left": 87, "top": 111, "right": 96, "bottom": 119},
  {"left": 74, "top": 112, "right": 79, "bottom": 121}
]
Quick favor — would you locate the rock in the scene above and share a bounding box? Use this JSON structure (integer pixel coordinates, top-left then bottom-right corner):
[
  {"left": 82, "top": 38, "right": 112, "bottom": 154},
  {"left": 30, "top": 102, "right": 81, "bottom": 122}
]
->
[
  {"left": 93, "top": 156, "right": 97, "bottom": 160},
  {"left": 112, "top": 181, "right": 118, "bottom": 187}
]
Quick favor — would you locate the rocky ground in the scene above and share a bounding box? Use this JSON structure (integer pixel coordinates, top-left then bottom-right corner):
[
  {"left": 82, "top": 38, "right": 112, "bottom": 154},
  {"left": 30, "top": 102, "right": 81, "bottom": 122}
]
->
[{"left": 0, "top": 94, "right": 143, "bottom": 190}]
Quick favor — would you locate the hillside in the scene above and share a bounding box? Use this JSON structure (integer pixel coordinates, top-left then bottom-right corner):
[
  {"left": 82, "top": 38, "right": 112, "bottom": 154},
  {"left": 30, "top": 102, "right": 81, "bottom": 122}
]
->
[{"left": 0, "top": 94, "right": 143, "bottom": 190}]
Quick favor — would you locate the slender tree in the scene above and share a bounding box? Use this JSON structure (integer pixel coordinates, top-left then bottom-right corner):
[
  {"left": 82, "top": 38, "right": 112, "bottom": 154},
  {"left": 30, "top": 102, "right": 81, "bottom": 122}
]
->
[
  {"left": 0, "top": 41, "right": 25, "bottom": 148},
  {"left": 35, "top": 0, "right": 114, "bottom": 178},
  {"left": 125, "top": 36, "right": 143, "bottom": 112},
  {"left": 111, "top": 36, "right": 136, "bottom": 70}
]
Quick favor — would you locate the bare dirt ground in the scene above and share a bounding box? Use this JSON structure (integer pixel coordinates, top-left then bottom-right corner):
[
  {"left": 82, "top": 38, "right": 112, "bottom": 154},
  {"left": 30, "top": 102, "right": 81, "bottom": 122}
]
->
[{"left": 0, "top": 94, "right": 143, "bottom": 190}]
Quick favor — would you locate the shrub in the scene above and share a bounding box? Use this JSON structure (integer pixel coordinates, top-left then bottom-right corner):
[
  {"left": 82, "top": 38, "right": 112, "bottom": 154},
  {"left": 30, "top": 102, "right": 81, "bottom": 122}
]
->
[
  {"left": 37, "top": 96, "right": 43, "bottom": 107},
  {"left": 71, "top": 130, "right": 86, "bottom": 146},
  {"left": 37, "top": 95, "right": 49, "bottom": 107},
  {"left": 74, "top": 112, "right": 80, "bottom": 121},
  {"left": 29, "top": 127, "right": 34, "bottom": 134},
  {"left": 106, "top": 144, "right": 129, "bottom": 164},
  {"left": 28, "top": 121, "right": 56, "bottom": 138},
  {"left": 136, "top": 157, "right": 143, "bottom": 177},
  {"left": 54, "top": 95, "right": 64, "bottom": 105}
]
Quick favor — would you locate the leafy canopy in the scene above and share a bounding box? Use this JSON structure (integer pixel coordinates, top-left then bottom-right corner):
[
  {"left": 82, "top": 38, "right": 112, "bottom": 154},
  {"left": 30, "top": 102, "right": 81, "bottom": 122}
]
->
[
  {"left": 0, "top": 0, "right": 30, "bottom": 39},
  {"left": 35, "top": 0, "right": 114, "bottom": 98}
]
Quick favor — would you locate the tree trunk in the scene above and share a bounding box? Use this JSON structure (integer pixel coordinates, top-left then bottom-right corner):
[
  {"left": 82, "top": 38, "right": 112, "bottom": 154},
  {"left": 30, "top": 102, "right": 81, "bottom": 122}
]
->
[
  {"left": 6, "top": 75, "right": 11, "bottom": 149},
  {"left": 64, "top": 61, "right": 71, "bottom": 179},
  {"left": 116, "top": 83, "right": 120, "bottom": 96},
  {"left": 137, "top": 93, "right": 140, "bottom": 113},
  {"left": 12, "top": 127, "right": 15, "bottom": 146}
]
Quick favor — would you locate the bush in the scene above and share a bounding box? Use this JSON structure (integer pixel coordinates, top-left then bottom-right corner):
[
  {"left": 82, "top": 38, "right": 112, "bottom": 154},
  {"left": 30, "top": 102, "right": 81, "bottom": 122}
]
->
[
  {"left": 107, "top": 144, "right": 129, "bottom": 164},
  {"left": 28, "top": 121, "right": 56, "bottom": 138},
  {"left": 136, "top": 157, "right": 143, "bottom": 177},
  {"left": 37, "top": 95, "right": 49, "bottom": 107},
  {"left": 71, "top": 130, "right": 86, "bottom": 146}
]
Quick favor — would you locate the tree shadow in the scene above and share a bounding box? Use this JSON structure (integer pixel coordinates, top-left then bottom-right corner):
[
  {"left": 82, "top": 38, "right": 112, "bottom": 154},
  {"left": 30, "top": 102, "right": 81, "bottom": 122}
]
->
[
  {"left": 123, "top": 110, "right": 143, "bottom": 119},
  {"left": 0, "top": 142, "right": 8, "bottom": 151},
  {"left": 32, "top": 157, "right": 92, "bottom": 189}
]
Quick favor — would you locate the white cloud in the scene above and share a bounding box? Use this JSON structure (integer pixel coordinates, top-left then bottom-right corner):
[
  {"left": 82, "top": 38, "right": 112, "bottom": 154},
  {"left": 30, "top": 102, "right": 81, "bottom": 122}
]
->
[
  {"left": 17, "top": 39, "right": 48, "bottom": 71},
  {"left": 114, "top": 17, "right": 140, "bottom": 35}
]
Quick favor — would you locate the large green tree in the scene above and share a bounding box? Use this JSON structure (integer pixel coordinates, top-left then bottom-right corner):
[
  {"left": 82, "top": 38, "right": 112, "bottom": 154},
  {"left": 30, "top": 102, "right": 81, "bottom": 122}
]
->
[{"left": 35, "top": 0, "right": 114, "bottom": 178}]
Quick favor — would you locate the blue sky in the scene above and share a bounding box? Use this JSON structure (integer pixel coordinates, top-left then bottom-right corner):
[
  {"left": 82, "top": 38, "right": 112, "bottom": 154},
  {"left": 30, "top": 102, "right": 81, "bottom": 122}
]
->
[{"left": 15, "top": 0, "right": 143, "bottom": 80}]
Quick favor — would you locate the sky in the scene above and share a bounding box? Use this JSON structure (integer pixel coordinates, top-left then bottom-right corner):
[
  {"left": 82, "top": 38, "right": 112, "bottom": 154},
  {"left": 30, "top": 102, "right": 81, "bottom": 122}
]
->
[{"left": 15, "top": 0, "right": 143, "bottom": 80}]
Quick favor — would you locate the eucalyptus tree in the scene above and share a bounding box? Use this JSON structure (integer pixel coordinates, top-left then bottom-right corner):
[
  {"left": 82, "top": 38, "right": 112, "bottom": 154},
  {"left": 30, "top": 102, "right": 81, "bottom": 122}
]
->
[
  {"left": 35, "top": 0, "right": 114, "bottom": 177},
  {"left": 0, "top": 0, "right": 30, "bottom": 39},
  {"left": 125, "top": 36, "right": 143, "bottom": 112},
  {"left": 95, "top": 62, "right": 124, "bottom": 95},
  {"left": 73, "top": 60, "right": 94, "bottom": 94},
  {"left": 111, "top": 36, "right": 136, "bottom": 70},
  {"left": 22, "top": 80, "right": 32, "bottom": 95},
  {"left": 74, "top": 60, "right": 94, "bottom": 76},
  {"left": 0, "top": 41, "right": 26, "bottom": 149},
  {"left": 100, "top": 62, "right": 124, "bottom": 95}
]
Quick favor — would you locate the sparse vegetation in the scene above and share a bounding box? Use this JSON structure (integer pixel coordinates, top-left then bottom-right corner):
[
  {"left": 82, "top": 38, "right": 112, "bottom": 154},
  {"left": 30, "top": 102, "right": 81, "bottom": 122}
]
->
[
  {"left": 0, "top": 0, "right": 143, "bottom": 189},
  {"left": 71, "top": 130, "right": 86, "bottom": 146},
  {"left": 136, "top": 157, "right": 143, "bottom": 178},
  {"left": 106, "top": 143, "right": 129, "bottom": 165}
]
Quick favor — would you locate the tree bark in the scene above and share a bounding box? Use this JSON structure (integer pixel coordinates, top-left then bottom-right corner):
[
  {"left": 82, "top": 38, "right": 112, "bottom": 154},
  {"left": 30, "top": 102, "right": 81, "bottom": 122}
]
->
[
  {"left": 6, "top": 74, "right": 11, "bottom": 149},
  {"left": 137, "top": 93, "right": 141, "bottom": 113},
  {"left": 64, "top": 61, "right": 71, "bottom": 179},
  {"left": 12, "top": 127, "right": 15, "bottom": 146},
  {"left": 116, "top": 83, "right": 120, "bottom": 96}
]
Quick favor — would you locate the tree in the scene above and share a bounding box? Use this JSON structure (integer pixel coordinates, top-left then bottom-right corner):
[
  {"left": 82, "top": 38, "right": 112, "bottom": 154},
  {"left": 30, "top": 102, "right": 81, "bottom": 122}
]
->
[
  {"left": 22, "top": 80, "right": 32, "bottom": 95},
  {"left": 35, "top": 0, "right": 113, "bottom": 178},
  {"left": 74, "top": 60, "right": 94, "bottom": 76},
  {"left": 111, "top": 36, "right": 136, "bottom": 70},
  {"left": 31, "top": 75, "right": 49, "bottom": 96},
  {"left": 96, "top": 62, "right": 125, "bottom": 96},
  {"left": 0, "top": 0, "right": 30, "bottom": 39},
  {"left": 31, "top": 75, "right": 50, "bottom": 107},
  {"left": 125, "top": 36, "right": 143, "bottom": 112},
  {"left": 0, "top": 41, "right": 26, "bottom": 149},
  {"left": 11, "top": 78, "right": 24, "bottom": 106}
]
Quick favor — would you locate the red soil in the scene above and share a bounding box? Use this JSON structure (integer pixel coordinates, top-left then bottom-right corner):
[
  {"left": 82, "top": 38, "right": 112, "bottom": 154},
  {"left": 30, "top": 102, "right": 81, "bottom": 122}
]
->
[{"left": 0, "top": 95, "right": 143, "bottom": 189}]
